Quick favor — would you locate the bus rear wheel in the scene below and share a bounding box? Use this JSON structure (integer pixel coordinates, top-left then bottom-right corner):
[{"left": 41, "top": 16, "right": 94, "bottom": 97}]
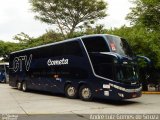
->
[
  {"left": 2, "top": 79, "right": 6, "bottom": 83},
  {"left": 22, "top": 81, "right": 28, "bottom": 92},
  {"left": 65, "top": 84, "right": 77, "bottom": 99},
  {"left": 17, "top": 82, "right": 22, "bottom": 90},
  {"left": 79, "top": 85, "right": 93, "bottom": 101}
]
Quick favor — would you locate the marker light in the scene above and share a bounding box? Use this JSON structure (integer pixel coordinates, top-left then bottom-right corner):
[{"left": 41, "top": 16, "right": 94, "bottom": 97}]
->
[
  {"left": 54, "top": 75, "right": 59, "bottom": 78},
  {"left": 123, "top": 61, "right": 128, "bottom": 64},
  {"left": 118, "top": 93, "right": 124, "bottom": 98}
]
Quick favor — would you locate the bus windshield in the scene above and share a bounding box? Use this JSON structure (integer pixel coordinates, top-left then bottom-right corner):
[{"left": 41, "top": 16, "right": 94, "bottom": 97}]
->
[
  {"left": 116, "top": 64, "right": 139, "bottom": 84},
  {"left": 106, "top": 35, "right": 134, "bottom": 57}
]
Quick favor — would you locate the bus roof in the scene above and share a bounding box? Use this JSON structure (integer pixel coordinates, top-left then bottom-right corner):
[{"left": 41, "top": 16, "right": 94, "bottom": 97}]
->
[{"left": 10, "top": 34, "right": 120, "bottom": 54}]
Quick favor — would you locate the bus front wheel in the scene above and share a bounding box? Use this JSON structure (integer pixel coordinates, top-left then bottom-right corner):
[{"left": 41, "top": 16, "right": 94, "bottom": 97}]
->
[
  {"left": 79, "top": 85, "right": 93, "bottom": 101},
  {"left": 22, "top": 81, "right": 28, "bottom": 92},
  {"left": 65, "top": 84, "right": 77, "bottom": 99}
]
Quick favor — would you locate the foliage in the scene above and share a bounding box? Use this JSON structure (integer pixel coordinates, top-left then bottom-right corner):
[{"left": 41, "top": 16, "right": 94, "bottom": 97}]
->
[
  {"left": 0, "top": 41, "right": 23, "bottom": 61},
  {"left": 13, "top": 30, "right": 64, "bottom": 47},
  {"left": 29, "top": 0, "right": 107, "bottom": 38},
  {"left": 31, "top": 30, "right": 64, "bottom": 46},
  {"left": 13, "top": 32, "right": 33, "bottom": 44},
  {"left": 126, "top": 0, "right": 160, "bottom": 31},
  {"left": 67, "top": 24, "right": 107, "bottom": 39}
]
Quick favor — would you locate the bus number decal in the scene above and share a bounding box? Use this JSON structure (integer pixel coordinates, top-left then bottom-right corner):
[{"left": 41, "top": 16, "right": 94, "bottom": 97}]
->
[{"left": 13, "top": 54, "right": 32, "bottom": 72}]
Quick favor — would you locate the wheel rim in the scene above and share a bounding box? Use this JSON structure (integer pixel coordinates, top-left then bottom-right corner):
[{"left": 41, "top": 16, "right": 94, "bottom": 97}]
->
[
  {"left": 22, "top": 82, "right": 26, "bottom": 91},
  {"left": 67, "top": 87, "right": 76, "bottom": 97},
  {"left": 82, "top": 88, "right": 91, "bottom": 99},
  {"left": 2, "top": 79, "right": 5, "bottom": 82},
  {"left": 17, "top": 83, "right": 21, "bottom": 89}
]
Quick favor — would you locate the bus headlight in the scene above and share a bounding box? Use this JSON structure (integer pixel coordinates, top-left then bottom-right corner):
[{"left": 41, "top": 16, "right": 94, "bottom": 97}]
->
[
  {"left": 104, "top": 91, "right": 109, "bottom": 96},
  {"left": 103, "top": 84, "right": 110, "bottom": 89},
  {"left": 113, "top": 59, "right": 118, "bottom": 64},
  {"left": 118, "top": 93, "right": 124, "bottom": 98}
]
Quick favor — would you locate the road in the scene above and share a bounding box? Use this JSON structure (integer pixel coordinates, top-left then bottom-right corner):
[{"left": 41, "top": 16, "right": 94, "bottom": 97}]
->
[{"left": 0, "top": 84, "right": 160, "bottom": 120}]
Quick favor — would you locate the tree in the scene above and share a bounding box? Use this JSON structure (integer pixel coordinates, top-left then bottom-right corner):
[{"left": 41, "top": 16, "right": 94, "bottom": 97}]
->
[
  {"left": 29, "top": 0, "right": 107, "bottom": 38},
  {"left": 29, "top": 30, "right": 64, "bottom": 47},
  {"left": 13, "top": 32, "right": 33, "bottom": 44},
  {"left": 126, "top": 0, "right": 160, "bottom": 31},
  {"left": 0, "top": 41, "right": 22, "bottom": 61},
  {"left": 84, "top": 24, "right": 106, "bottom": 34}
]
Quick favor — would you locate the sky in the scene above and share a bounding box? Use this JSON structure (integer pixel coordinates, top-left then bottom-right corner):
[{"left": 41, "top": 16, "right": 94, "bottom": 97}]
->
[{"left": 0, "top": 0, "right": 133, "bottom": 42}]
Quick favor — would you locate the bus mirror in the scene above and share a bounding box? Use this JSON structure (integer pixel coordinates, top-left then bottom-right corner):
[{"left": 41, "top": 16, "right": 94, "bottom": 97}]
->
[
  {"left": 136, "top": 55, "right": 152, "bottom": 82},
  {"left": 136, "top": 55, "right": 151, "bottom": 66}
]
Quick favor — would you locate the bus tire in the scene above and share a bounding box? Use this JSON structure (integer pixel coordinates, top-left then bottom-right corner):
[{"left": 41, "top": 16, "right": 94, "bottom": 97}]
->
[
  {"left": 79, "top": 85, "right": 93, "bottom": 101},
  {"left": 4, "top": 80, "right": 6, "bottom": 83},
  {"left": 65, "top": 84, "right": 77, "bottom": 99},
  {"left": 17, "top": 82, "right": 22, "bottom": 90},
  {"left": 22, "top": 81, "right": 28, "bottom": 92},
  {"left": 2, "top": 79, "right": 6, "bottom": 83}
]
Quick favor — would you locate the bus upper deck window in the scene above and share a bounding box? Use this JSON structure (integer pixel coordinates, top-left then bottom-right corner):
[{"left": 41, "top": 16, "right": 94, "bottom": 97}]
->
[
  {"left": 106, "top": 35, "right": 133, "bottom": 57},
  {"left": 82, "top": 36, "right": 110, "bottom": 53}
]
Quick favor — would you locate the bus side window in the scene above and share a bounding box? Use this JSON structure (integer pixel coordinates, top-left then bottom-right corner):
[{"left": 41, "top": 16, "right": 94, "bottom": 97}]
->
[
  {"left": 63, "top": 40, "right": 83, "bottom": 57},
  {"left": 82, "top": 36, "right": 110, "bottom": 53},
  {"left": 33, "top": 40, "right": 83, "bottom": 58}
]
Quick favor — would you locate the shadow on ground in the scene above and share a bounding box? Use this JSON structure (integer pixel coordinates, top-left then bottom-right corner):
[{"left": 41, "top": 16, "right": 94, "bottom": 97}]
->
[{"left": 12, "top": 87, "right": 141, "bottom": 106}]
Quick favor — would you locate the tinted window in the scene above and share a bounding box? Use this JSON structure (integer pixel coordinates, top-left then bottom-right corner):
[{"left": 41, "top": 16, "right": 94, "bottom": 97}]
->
[
  {"left": 90, "top": 54, "right": 114, "bottom": 80},
  {"left": 30, "top": 40, "right": 83, "bottom": 59},
  {"left": 116, "top": 64, "right": 139, "bottom": 84},
  {"left": 106, "top": 36, "right": 133, "bottom": 57},
  {"left": 63, "top": 41, "right": 83, "bottom": 56},
  {"left": 82, "top": 36, "right": 110, "bottom": 53}
]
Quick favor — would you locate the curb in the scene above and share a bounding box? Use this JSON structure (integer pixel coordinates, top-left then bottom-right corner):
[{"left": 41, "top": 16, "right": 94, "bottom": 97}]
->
[{"left": 142, "top": 91, "right": 160, "bottom": 94}]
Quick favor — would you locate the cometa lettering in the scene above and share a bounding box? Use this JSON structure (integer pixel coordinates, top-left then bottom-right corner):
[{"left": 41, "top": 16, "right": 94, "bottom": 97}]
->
[{"left": 47, "top": 58, "right": 69, "bottom": 66}]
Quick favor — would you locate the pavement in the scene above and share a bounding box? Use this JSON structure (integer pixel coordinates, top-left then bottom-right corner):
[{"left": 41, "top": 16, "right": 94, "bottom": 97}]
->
[
  {"left": 142, "top": 91, "right": 160, "bottom": 94},
  {"left": 0, "top": 84, "right": 160, "bottom": 120}
]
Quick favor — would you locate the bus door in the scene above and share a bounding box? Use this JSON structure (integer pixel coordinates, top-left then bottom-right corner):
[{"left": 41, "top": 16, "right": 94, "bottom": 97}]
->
[{"left": 0, "top": 64, "right": 9, "bottom": 83}]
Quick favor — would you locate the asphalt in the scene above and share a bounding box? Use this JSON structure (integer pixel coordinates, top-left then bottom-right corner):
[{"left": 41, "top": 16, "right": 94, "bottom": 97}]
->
[
  {"left": 0, "top": 84, "right": 160, "bottom": 120},
  {"left": 142, "top": 91, "right": 160, "bottom": 94}
]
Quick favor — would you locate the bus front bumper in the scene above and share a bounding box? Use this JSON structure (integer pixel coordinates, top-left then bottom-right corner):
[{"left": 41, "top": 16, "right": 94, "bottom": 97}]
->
[{"left": 95, "top": 84, "right": 142, "bottom": 100}]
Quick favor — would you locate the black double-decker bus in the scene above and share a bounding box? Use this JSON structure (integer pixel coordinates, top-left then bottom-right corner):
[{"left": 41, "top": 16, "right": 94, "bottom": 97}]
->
[{"left": 9, "top": 34, "right": 150, "bottom": 101}]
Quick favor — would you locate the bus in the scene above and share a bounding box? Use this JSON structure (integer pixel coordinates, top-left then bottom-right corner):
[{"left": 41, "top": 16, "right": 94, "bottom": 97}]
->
[
  {"left": 9, "top": 34, "right": 150, "bottom": 101},
  {"left": 0, "top": 63, "right": 9, "bottom": 83}
]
